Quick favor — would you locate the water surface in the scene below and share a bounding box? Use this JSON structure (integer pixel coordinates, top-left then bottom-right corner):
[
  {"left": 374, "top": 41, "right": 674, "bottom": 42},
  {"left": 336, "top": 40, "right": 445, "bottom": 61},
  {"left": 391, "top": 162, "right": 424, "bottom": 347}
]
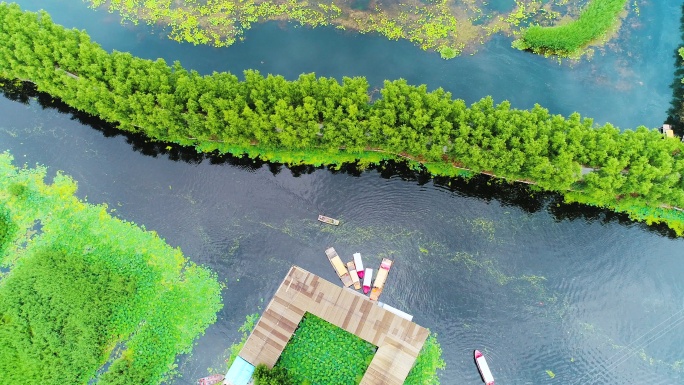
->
[{"left": 2, "top": 1, "right": 684, "bottom": 384}]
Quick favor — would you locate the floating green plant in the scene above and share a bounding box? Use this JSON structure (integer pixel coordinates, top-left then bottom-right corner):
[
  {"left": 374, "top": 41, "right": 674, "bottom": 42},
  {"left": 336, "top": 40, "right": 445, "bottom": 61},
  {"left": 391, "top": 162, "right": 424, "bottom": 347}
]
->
[
  {"left": 276, "top": 313, "right": 378, "bottom": 385},
  {"left": 84, "top": 0, "right": 612, "bottom": 58},
  {"left": 0, "top": 152, "right": 223, "bottom": 385}
]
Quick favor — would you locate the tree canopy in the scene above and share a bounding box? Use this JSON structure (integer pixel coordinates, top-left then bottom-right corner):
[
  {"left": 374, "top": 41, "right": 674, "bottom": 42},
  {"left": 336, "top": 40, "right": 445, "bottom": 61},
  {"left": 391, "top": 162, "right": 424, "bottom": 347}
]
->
[{"left": 1, "top": 3, "right": 683, "bottom": 234}]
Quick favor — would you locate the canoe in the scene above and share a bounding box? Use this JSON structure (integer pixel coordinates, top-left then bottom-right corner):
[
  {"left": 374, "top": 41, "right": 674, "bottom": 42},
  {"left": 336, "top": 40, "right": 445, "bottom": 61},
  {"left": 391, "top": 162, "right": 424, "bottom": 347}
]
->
[
  {"left": 324, "top": 247, "right": 353, "bottom": 287},
  {"left": 362, "top": 268, "right": 373, "bottom": 294},
  {"left": 369, "top": 258, "right": 392, "bottom": 301},
  {"left": 197, "top": 374, "right": 224, "bottom": 385},
  {"left": 474, "top": 350, "right": 494, "bottom": 385},
  {"left": 318, "top": 215, "right": 340, "bottom": 225},
  {"left": 347, "top": 261, "right": 361, "bottom": 290},
  {"left": 353, "top": 252, "right": 364, "bottom": 278}
]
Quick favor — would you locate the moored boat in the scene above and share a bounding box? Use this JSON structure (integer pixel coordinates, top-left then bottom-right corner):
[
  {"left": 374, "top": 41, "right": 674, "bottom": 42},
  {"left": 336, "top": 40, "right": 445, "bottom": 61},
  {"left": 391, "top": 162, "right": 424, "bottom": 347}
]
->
[
  {"left": 369, "top": 258, "right": 392, "bottom": 301},
  {"left": 318, "top": 215, "right": 340, "bottom": 225},
  {"left": 197, "top": 373, "right": 224, "bottom": 385},
  {"left": 347, "top": 261, "right": 361, "bottom": 290},
  {"left": 353, "top": 252, "right": 364, "bottom": 278},
  {"left": 474, "top": 350, "right": 494, "bottom": 385},
  {"left": 362, "top": 268, "right": 373, "bottom": 294},
  {"left": 325, "top": 247, "right": 353, "bottom": 287}
]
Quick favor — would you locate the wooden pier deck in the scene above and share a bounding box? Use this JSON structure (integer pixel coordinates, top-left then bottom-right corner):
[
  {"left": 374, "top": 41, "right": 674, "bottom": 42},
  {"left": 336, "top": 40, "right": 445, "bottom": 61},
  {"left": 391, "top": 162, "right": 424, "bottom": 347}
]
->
[{"left": 238, "top": 265, "right": 429, "bottom": 385}]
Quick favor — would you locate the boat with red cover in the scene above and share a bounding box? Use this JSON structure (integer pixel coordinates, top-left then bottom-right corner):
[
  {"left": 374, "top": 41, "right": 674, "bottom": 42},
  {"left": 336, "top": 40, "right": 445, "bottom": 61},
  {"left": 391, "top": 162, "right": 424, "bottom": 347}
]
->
[
  {"left": 197, "top": 373, "right": 224, "bottom": 385},
  {"left": 474, "top": 350, "right": 494, "bottom": 385}
]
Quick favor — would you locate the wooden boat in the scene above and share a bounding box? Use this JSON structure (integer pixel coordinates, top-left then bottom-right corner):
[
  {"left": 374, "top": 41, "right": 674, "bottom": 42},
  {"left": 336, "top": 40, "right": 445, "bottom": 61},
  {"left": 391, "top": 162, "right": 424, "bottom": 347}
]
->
[
  {"left": 353, "top": 252, "right": 364, "bottom": 278},
  {"left": 347, "top": 261, "right": 362, "bottom": 290},
  {"left": 369, "top": 258, "right": 392, "bottom": 301},
  {"left": 362, "top": 268, "right": 373, "bottom": 294},
  {"left": 197, "top": 374, "right": 224, "bottom": 385},
  {"left": 318, "top": 215, "right": 340, "bottom": 225},
  {"left": 324, "top": 247, "right": 353, "bottom": 287},
  {"left": 474, "top": 350, "right": 494, "bottom": 385}
]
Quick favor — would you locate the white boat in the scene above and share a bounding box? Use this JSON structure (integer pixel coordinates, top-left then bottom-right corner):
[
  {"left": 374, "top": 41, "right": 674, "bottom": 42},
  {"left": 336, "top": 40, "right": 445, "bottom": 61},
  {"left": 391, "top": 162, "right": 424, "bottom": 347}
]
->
[
  {"left": 474, "top": 350, "right": 494, "bottom": 385},
  {"left": 362, "top": 268, "right": 373, "bottom": 294},
  {"left": 318, "top": 215, "right": 340, "bottom": 225},
  {"left": 353, "top": 252, "right": 364, "bottom": 278}
]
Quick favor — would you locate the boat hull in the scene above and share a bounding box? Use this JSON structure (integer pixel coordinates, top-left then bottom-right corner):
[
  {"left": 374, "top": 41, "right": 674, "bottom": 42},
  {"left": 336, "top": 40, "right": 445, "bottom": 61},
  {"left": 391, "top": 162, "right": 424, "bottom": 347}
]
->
[
  {"left": 474, "top": 350, "right": 494, "bottom": 385},
  {"left": 197, "top": 374, "right": 224, "bottom": 385},
  {"left": 318, "top": 215, "right": 340, "bottom": 225}
]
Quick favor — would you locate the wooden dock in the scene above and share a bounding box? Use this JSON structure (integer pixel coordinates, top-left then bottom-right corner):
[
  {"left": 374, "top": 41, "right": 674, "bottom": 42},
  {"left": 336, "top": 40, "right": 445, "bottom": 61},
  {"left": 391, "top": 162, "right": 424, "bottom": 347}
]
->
[{"left": 238, "top": 266, "right": 429, "bottom": 385}]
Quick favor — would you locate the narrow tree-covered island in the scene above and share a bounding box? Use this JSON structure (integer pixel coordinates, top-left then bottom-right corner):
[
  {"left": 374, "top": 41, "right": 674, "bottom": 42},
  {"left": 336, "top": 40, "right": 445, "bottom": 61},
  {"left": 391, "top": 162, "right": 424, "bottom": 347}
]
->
[{"left": 1, "top": 2, "right": 683, "bottom": 235}]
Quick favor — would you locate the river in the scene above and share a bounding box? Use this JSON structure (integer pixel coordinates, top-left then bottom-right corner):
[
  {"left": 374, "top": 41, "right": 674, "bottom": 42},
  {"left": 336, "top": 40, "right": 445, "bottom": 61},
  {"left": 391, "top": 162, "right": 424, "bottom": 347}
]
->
[{"left": 2, "top": 1, "right": 684, "bottom": 384}]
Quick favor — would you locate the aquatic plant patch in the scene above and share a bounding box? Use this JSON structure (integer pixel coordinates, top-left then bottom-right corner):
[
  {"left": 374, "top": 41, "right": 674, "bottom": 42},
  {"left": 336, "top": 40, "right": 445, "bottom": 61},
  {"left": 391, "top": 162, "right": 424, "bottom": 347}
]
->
[
  {"left": 404, "top": 333, "right": 445, "bottom": 385},
  {"left": 515, "top": 0, "right": 629, "bottom": 57},
  {"left": 85, "top": 0, "right": 600, "bottom": 58},
  {"left": 0, "top": 152, "right": 223, "bottom": 385},
  {"left": 0, "top": 205, "right": 16, "bottom": 256},
  {"left": 276, "top": 313, "right": 377, "bottom": 385}
]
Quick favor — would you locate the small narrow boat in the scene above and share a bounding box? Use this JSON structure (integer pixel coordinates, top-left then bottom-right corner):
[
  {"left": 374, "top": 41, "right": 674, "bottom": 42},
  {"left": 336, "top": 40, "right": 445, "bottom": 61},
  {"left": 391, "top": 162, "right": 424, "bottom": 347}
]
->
[
  {"left": 474, "top": 350, "right": 494, "bottom": 385},
  {"left": 325, "top": 247, "right": 353, "bottom": 287},
  {"left": 353, "top": 252, "right": 364, "bottom": 278},
  {"left": 362, "top": 268, "right": 373, "bottom": 294},
  {"left": 318, "top": 215, "right": 340, "bottom": 225},
  {"left": 347, "top": 261, "right": 362, "bottom": 290},
  {"left": 197, "top": 373, "right": 224, "bottom": 385},
  {"left": 369, "top": 258, "right": 392, "bottom": 301}
]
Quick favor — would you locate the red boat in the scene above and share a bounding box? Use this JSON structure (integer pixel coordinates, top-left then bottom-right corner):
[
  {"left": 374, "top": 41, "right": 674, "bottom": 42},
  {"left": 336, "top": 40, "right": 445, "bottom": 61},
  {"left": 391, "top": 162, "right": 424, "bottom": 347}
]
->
[
  {"left": 197, "top": 373, "right": 224, "bottom": 385},
  {"left": 474, "top": 350, "right": 494, "bottom": 385}
]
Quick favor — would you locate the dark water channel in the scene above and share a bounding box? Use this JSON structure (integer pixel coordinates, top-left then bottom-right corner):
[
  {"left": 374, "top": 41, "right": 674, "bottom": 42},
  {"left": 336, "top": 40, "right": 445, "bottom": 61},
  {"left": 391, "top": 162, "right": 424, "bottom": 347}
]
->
[{"left": 2, "top": 1, "right": 684, "bottom": 384}]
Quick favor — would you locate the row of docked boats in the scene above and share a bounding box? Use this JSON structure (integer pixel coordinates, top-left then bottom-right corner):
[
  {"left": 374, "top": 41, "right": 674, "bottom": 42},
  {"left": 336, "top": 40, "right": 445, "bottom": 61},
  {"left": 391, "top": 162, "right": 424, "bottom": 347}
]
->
[{"left": 324, "top": 247, "right": 392, "bottom": 301}]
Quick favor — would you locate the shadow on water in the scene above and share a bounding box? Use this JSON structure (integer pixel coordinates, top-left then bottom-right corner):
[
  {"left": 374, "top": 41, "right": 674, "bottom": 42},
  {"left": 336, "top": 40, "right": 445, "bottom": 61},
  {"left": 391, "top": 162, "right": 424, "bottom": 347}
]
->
[
  {"left": 666, "top": 4, "right": 684, "bottom": 137},
  {"left": 1, "top": 78, "right": 678, "bottom": 239}
]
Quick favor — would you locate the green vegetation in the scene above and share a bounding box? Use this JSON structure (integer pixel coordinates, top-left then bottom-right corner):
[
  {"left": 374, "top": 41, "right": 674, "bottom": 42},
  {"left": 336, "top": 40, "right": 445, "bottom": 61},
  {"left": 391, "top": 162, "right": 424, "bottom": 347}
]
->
[
  {"left": 86, "top": 0, "right": 603, "bottom": 58},
  {"left": 1, "top": 3, "right": 684, "bottom": 235},
  {"left": 515, "top": 0, "right": 628, "bottom": 57},
  {"left": 226, "top": 313, "right": 260, "bottom": 368},
  {"left": 276, "top": 313, "right": 376, "bottom": 385},
  {"left": 0, "top": 205, "right": 16, "bottom": 256},
  {"left": 0, "top": 152, "right": 223, "bottom": 385},
  {"left": 404, "top": 333, "right": 445, "bottom": 385},
  {"left": 253, "top": 364, "right": 294, "bottom": 385}
]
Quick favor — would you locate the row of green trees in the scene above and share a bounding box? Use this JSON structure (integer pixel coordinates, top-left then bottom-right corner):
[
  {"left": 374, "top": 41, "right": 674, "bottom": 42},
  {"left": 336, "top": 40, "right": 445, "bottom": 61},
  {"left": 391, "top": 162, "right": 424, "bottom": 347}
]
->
[
  {"left": 515, "top": 0, "right": 628, "bottom": 57},
  {"left": 1, "top": 3, "right": 683, "bottom": 234},
  {"left": 0, "top": 152, "right": 223, "bottom": 385}
]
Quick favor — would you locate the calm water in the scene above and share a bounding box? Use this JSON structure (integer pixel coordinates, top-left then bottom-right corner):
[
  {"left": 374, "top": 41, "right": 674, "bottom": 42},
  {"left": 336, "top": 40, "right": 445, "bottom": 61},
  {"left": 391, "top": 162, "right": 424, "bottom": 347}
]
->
[{"left": 2, "top": 1, "right": 684, "bottom": 384}]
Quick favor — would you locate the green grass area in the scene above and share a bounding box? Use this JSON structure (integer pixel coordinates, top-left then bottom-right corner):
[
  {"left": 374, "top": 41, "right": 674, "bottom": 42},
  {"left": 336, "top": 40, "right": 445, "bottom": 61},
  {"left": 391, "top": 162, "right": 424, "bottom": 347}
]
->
[
  {"left": 0, "top": 204, "right": 16, "bottom": 256},
  {"left": 515, "top": 0, "right": 628, "bottom": 57},
  {"left": 0, "top": 152, "right": 223, "bottom": 385},
  {"left": 275, "top": 313, "right": 377, "bottom": 385}
]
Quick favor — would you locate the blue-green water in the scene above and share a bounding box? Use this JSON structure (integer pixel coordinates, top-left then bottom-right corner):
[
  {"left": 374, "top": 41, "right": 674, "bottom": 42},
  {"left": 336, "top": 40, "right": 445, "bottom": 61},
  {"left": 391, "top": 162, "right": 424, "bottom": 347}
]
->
[{"left": 2, "top": 1, "right": 684, "bottom": 384}]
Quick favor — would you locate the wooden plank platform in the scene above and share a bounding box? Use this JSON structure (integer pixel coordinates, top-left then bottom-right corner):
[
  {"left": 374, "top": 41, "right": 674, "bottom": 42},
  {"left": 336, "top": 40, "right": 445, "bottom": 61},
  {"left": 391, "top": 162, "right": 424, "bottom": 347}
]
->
[{"left": 238, "top": 266, "right": 429, "bottom": 385}]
